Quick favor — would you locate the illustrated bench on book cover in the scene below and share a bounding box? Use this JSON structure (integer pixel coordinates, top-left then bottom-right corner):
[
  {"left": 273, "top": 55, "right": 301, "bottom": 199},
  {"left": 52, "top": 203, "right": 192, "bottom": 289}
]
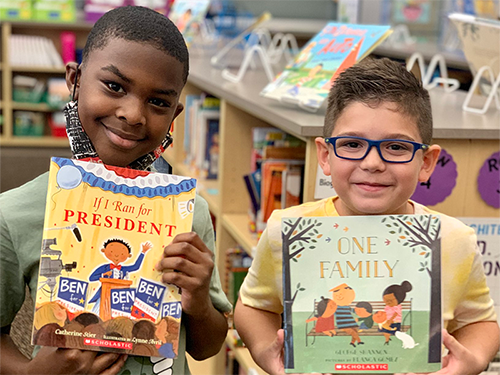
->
[{"left": 305, "top": 299, "right": 413, "bottom": 346}]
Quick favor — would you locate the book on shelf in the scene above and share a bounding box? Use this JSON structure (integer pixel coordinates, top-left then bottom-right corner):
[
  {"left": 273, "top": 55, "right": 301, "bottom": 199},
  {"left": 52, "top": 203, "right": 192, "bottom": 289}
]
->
[
  {"left": 261, "top": 160, "right": 304, "bottom": 223},
  {"left": 9, "top": 34, "right": 63, "bottom": 68},
  {"left": 281, "top": 164, "right": 303, "bottom": 209},
  {"left": 183, "top": 94, "right": 201, "bottom": 155},
  {"left": 168, "top": 0, "right": 211, "bottom": 47},
  {"left": 32, "top": 157, "right": 197, "bottom": 358},
  {"left": 243, "top": 172, "right": 261, "bottom": 215},
  {"left": 251, "top": 127, "right": 304, "bottom": 172},
  {"left": 225, "top": 246, "right": 252, "bottom": 306},
  {"left": 449, "top": 13, "right": 500, "bottom": 83},
  {"left": 282, "top": 215, "right": 442, "bottom": 373},
  {"left": 260, "top": 22, "right": 392, "bottom": 110},
  {"left": 184, "top": 94, "right": 220, "bottom": 178},
  {"left": 32, "top": 0, "right": 76, "bottom": 22},
  {"left": 205, "top": 118, "right": 220, "bottom": 180},
  {"left": 245, "top": 128, "right": 306, "bottom": 234}
]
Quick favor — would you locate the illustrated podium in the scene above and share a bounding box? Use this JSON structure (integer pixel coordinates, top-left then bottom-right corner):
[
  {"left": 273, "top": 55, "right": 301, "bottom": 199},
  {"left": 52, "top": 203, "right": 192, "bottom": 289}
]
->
[{"left": 99, "top": 278, "right": 132, "bottom": 321}]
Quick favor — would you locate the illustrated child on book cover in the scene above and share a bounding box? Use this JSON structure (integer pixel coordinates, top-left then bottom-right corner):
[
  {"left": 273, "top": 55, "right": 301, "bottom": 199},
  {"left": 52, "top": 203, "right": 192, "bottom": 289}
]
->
[{"left": 88, "top": 239, "right": 152, "bottom": 313}]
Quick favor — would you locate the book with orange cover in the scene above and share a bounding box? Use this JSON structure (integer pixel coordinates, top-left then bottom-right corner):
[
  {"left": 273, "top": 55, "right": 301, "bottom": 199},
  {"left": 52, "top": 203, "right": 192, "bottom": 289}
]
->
[{"left": 32, "top": 157, "right": 196, "bottom": 358}]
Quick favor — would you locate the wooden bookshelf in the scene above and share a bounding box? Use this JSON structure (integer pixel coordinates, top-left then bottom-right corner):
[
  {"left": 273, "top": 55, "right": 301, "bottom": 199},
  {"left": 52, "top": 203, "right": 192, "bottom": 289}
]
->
[
  {"left": 222, "top": 214, "right": 258, "bottom": 257},
  {"left": 10, "top": 66, "right": 66, "bottom": 74},
  {"left": 12, "top": 102, "right": 61, "bottom": 112},
  {"left": 0, "top": 21, "right": 87, "bottom": 148}
]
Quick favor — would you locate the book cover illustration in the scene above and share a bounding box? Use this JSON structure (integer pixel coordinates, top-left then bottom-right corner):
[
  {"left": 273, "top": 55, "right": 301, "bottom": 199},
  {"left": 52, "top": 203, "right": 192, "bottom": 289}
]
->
[
  {"left": 32, "top": 157, "right": 197, "bottom": 358},
  {"left": 168, "top": 0, "right": 211, "bottom": 47},
  {"left": 282, "top": 215, "right": 442, "bottom": 373},
  {"left": 260, "top": 22, "right": 392, "bottom": 110}
]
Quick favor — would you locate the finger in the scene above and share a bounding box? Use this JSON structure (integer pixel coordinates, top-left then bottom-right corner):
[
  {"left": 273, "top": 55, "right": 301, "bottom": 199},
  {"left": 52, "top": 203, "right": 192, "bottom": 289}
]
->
[
  {"left": 90, "top": 352, "right": 121, "bottom": 373},
  {"left": 60, "top": 347, "right": 98, "bottom": 362},
  {"left": 159, "top": 243, "right": 211, "bottom": 266},
  {"left": 157, "top": 248, "right": 213, "bottom": 276},
  {"left": 441, "top": 329, "right": 461, "bottom": 354},
  {"left": 168, "top": 232, "right": 212, "bottom": 255},
  {"left": 275, "top": 328, "right": 286, "bottom": 351},
  {"left": 99, "top": 354, "right": 128, "bottom": 375},
  {"left": 160, "top": 269, "right": 209, "bottom": 290}
]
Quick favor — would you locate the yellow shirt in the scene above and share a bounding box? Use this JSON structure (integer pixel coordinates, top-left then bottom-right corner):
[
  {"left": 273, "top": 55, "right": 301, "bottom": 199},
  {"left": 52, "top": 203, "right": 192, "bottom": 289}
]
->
[{"left": 239, "top": 197, "right": 497, "bottom": 333}]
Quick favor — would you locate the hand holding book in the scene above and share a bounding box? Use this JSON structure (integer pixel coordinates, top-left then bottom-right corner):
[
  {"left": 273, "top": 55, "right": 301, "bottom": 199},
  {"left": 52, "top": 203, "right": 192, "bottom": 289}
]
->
[
  {"left": 20, "top": 346, "right": 126, "bottom": 375},
  {"left": 156, "top": 232, "right": 214, "bottom": 317},
  {"left": 394, "top": 327, "right": 499, "bottom": 375},
  {"left": 155, "top": 231, "right": 228, "bottom": 359}
]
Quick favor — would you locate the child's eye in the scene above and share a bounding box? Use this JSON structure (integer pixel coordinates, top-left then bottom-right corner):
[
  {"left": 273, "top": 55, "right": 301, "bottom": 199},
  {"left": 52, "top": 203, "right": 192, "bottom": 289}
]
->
[
  {"left": 385, "top": 142, "right": 411, "bottom": 152},
  {"left": 105, "top": 82, "right": 125, "bottom": 93},
  {"left": 149, "top": 98, "right": 169, "bottom": 108},
  {"left": 338, "top": 139, "right": 363, "bottom": 149}
]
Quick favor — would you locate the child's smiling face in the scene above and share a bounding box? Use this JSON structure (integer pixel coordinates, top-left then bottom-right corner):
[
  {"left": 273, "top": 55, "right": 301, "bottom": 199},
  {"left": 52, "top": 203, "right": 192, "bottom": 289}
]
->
[
  {"left": 102, "top": 242, "right": 131, "bottom": 265},
  {"left": 316, "top": 102, "right": 440, "bottom": 216},
  {"left": 67, "top": 38, "right": 185, "bottom": 167}
]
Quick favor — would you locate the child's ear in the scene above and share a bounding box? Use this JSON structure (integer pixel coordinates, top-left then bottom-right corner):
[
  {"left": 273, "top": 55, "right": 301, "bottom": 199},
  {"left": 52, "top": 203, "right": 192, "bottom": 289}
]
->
[
  {"left": 65, "top": 62, "right": 80, "bottom": 100},
  {"left": 315, "top": 137, "right": 332, "bottom": 176},
  {"left": 418, "top": 144, "right": 441, "bottom": 183},
  {"left": 172, "top": 103, "right": 184, "bottom": 123}
]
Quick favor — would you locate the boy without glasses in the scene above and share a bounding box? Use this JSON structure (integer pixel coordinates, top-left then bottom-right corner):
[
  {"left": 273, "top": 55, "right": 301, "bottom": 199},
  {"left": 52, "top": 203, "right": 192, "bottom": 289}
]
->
[
  {"left": 234, "top": 58, "right": 499, "bottom": 375},
  {"left": 0, "top": 6, "right": 231, "bottom": 375}
]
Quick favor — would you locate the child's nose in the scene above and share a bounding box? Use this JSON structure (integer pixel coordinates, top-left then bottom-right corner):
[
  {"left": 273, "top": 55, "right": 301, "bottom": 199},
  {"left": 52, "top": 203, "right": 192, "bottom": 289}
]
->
[
  {"left": 116, "top": 96, "right": 146, "bottom": 125},
  {"left": 359, "top": 146, "right": 386, "bottom": 171}
]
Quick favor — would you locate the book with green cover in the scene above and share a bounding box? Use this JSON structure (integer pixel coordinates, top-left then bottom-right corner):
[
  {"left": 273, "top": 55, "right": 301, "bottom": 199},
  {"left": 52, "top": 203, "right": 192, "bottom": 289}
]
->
[{"left": 282, "top": 215, "right": 442, "bottom": 373}]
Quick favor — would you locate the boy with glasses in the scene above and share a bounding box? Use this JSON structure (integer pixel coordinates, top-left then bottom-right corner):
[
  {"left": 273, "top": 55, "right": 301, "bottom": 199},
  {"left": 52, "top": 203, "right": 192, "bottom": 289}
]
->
[{"left": 234, "top": 57, "right": 499, "bottom": 375}]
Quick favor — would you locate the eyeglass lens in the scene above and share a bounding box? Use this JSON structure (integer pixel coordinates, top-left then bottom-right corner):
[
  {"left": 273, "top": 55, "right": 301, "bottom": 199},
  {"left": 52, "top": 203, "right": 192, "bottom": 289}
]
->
[{"left": 334, "top": 138, "right": 417, "bottom": 162}]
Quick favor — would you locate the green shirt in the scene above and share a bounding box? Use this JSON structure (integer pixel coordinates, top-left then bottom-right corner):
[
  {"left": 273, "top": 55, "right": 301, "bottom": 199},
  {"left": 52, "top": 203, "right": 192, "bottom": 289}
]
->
[{"left": 0, "top": 172, "right": 232, "bottom": 374}]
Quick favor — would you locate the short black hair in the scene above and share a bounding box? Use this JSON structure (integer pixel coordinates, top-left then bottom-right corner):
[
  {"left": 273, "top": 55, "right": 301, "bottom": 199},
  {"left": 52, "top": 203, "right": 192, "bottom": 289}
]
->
[
  {"left": 355, "top": 301, "right": 373, "bottom": 314},
  {"left": 103, "top": 238, "right": 132, "bottom": 254},
  {"left": 82, "top": 6, "right": 189, "bottom": 83}
]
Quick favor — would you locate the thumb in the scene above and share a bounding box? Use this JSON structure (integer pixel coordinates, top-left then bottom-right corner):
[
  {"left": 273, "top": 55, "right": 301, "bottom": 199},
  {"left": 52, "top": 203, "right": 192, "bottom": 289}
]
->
[
  {"left": 442, "top": 329, "right": 460, "bottom": 353},
  {"left": 275, "top": 329, "right": 285, "bottom": 349}
]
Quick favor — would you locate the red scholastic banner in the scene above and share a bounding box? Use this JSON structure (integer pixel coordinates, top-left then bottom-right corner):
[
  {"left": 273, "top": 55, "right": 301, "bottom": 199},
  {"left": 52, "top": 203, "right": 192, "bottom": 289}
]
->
[{"left": 334, "top": 364, "right": 389, "bottom": 371}]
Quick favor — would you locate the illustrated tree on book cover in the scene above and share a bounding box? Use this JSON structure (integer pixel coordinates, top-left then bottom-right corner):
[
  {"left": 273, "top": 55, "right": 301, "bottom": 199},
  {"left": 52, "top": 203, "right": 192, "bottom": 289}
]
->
[
  {"left": 282, "top": 217, "right": 324, "bottom": 368},
  {"left": 382, "top": 215, "right": 441, "bottom": 363}
]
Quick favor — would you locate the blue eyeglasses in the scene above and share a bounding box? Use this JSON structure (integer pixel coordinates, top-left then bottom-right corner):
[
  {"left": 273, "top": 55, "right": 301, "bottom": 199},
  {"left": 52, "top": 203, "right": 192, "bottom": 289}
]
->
[{"left": 325, "top": 136, "right": 429, "bottom": 164}]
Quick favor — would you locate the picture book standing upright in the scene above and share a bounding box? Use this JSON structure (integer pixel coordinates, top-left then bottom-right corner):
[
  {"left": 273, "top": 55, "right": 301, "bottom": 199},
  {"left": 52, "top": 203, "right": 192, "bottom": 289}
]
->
[
  {"left": 168, "top": 0, "right": 211, "bottom": 47},
  {"left": 282, "top": 215, "right": 442, "bottom": 373},
  {"left": 32, "top": 157, "right": 197, "bottom": 359},
  {"left": 260, "top": 22, "right": 392, "bottom": 111}
]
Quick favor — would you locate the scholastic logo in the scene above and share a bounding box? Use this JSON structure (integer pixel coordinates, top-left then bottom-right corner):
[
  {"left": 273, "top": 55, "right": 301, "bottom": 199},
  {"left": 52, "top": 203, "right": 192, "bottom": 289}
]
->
[
  {"left": 83, "top": 338, "right": 133, "bottom": 350},
  {"left": 335, "top": 364, "right": 389, "bottom": 371}
]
